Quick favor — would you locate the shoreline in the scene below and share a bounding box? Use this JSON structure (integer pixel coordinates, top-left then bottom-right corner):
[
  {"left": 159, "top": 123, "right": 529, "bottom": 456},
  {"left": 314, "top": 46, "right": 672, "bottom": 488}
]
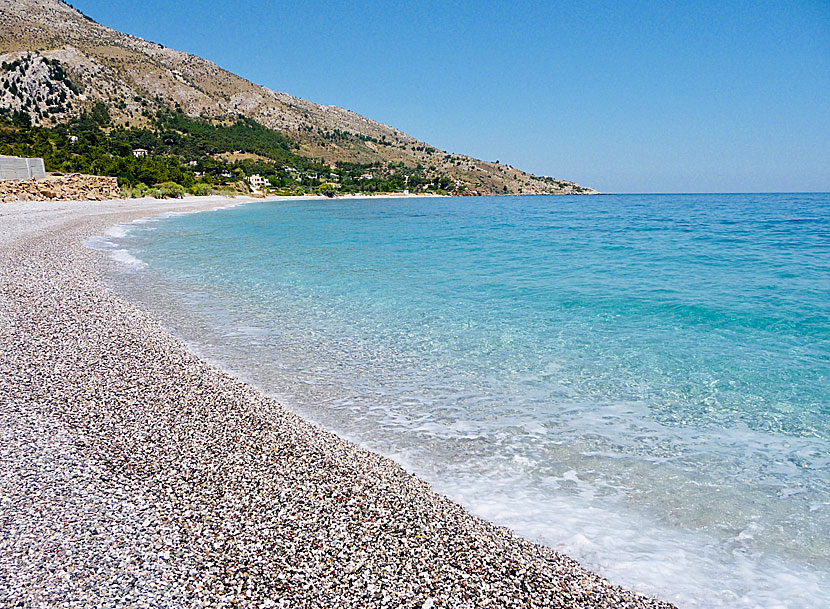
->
[{"left": 0, "top": 195, "right": 674, "bottom": 608}]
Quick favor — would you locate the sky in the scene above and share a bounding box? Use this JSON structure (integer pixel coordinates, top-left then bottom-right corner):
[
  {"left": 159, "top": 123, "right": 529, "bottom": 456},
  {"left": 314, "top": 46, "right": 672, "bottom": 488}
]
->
[{"left": 68, "top": 0, "right": 829, "bottom": 193}]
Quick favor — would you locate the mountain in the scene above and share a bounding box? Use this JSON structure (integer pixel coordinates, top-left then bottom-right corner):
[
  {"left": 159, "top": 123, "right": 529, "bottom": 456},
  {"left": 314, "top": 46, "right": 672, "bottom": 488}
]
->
[{"left": 0, "top": 0, "right": 596, "bottom": 195}]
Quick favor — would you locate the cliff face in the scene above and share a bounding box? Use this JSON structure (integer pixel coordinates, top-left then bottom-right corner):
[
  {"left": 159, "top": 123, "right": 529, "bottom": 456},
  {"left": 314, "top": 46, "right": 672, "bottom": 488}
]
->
[{"left": 0, "top": 0, "right": 597, "bottom": 195}]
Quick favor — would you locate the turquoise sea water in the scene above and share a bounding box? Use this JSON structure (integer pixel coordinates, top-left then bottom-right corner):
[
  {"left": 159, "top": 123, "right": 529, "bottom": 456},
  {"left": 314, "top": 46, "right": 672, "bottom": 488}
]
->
[{"left": 95, "top": 194, "right": 830, "bottom": 608}]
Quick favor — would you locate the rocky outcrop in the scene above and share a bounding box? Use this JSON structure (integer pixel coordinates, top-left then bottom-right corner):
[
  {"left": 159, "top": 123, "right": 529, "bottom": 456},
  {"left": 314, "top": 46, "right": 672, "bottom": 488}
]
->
[
  {"left": 0, "top": 53, "right": 80, "bottom": 124},
  {"left": 0, "top": 173, "right": 119, "bottom": 202}
]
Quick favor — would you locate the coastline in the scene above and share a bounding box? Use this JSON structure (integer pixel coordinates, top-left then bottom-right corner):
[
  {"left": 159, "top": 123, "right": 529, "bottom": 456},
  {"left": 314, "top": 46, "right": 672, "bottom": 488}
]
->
[{"left": 0, "top": 196, "right": 674, "bottom": 608}]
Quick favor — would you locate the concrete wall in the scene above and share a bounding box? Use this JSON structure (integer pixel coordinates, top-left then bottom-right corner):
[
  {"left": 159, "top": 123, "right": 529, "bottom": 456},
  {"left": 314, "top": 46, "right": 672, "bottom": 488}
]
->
[{"left": 0, "top": 156, "right": 47, "bottom": 180}]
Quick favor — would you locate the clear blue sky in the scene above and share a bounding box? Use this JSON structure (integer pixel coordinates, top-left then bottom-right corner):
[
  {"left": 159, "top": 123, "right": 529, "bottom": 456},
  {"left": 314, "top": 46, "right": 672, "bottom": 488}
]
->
[{"left": 69, "top": 0, "right": 829, "bottom": 193}]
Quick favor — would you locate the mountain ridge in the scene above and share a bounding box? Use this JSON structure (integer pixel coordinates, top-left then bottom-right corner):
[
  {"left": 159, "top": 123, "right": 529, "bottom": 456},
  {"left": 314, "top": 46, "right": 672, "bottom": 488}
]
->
[{"left": 0, "top": 0, "right": 596, "bottom": 195}]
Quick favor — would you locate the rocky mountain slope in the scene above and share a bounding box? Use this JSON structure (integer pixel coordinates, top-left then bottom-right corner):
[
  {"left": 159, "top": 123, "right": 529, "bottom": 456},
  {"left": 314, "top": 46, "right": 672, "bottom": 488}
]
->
[{"left": 0, "top": 0, "right": 596, "bottom": 195}]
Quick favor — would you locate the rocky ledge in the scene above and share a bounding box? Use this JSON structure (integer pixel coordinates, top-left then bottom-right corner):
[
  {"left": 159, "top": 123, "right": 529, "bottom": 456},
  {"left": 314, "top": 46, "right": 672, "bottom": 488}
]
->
[{"left": 0, "top": 173, "right": 120, "bottom": 202}]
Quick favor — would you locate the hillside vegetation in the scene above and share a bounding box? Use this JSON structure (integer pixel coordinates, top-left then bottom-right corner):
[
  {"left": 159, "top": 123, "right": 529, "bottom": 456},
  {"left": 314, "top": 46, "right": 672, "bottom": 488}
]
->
[
  {"left": 0, "top": 0, "right": 596, "bottom": 195},
  {"left": 1, "top": 105, "right": 468, "bottom": 197}
]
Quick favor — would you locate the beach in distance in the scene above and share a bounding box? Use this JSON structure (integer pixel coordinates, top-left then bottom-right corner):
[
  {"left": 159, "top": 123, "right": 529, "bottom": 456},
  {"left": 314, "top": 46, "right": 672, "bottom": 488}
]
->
[{"left": 2, "top": 192, "right": 828, "bottom": 609}]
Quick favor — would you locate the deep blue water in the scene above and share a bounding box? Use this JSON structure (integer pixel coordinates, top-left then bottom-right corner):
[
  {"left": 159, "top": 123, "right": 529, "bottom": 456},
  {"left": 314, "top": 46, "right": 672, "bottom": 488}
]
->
[{"left": 95, "top": 194, "right": 830, "bottom": 608}]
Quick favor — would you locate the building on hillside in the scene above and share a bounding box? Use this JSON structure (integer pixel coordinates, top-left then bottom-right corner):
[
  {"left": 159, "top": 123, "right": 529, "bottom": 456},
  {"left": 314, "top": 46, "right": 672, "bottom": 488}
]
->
[
  {"left": 132, "top": 148, "right": 148, "bottom": 157},
  {"left": 68, "top": 135, "right": 79, "bottom": 144},
  {"left": 0, "top": 156, "right": 46, "bottom": 180},
  {"left": 248, "top": 174, "right": 268, "bottom": 190}
]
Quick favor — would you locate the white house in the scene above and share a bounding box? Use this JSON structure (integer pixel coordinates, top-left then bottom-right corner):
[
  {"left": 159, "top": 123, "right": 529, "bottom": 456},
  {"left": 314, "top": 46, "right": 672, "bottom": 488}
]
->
[
  {"left": 248, "top": 174, "right": 268, "bottom": 190},
  {"left": 132, "top": 148, "right": 148, "bottom": 158}
]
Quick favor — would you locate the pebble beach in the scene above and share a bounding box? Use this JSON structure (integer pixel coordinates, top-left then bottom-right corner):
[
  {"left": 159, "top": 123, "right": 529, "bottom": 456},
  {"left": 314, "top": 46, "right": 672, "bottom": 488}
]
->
[{"left": 0, "top": 196, "right": 676, "bottom": 609}]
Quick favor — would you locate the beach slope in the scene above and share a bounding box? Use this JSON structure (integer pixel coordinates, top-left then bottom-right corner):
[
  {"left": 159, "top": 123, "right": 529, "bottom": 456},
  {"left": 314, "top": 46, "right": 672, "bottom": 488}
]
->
[{"left": 0, "top": 197, "right": 673, "bottom": 608}]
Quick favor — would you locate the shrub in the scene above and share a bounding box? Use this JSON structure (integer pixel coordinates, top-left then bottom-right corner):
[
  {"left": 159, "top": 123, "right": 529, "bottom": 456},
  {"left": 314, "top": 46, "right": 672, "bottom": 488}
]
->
[
  {"left": 189, "top": 182, "right": 213, "bottom": 196},
  {"left": 317, "top": 183, "right": 336, "bottom": 198},
  {"left": 125, "top": 182, "right": 150, "bottom": 198},
  {"left": 156, "top": 182, "right": 186, "bottom": 198},
  {"left": 211, "top": 187, "right": 237, "bottom": 197}
]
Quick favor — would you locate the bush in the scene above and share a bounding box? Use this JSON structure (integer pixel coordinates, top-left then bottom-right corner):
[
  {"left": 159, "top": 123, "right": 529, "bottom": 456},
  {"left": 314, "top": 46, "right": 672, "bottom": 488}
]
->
[
  {"left": 189, "top": 182, "right": 213, "bottom": 196},
  {"left": 317, "top": 183, "right": 336, "bottom": 198},
  {"left": 156, "top": 181, "right": 186, "bottom": 198},
  {"left": 124, "top": 182, "right": 150, "bottom": 198},
  {"left": 211, "top": 187, "right": 237, "bottom": 197}
]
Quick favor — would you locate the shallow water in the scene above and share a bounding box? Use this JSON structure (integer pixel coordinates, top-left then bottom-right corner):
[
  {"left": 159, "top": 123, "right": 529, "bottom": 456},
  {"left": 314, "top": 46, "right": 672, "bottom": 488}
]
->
[{"left": 94, "top": 194, "right": 830, "bottom": 608}]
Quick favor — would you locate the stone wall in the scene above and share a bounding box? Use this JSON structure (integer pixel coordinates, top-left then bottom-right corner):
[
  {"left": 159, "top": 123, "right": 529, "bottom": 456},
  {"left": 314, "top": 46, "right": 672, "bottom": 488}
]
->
[{"left": 0, "top": 174, "right": 120, "bottom": 203}]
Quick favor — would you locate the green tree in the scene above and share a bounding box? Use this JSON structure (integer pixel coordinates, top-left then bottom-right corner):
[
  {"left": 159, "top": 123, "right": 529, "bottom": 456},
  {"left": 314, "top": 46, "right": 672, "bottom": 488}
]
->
[
  {"left": 90, "top": 102, "right": 111, "bottom": 126},
  {"left": 317, "top": 183, "right": 336, "bottom": 197},
  {"left": 12, "top": 111, "right": 31, "bottom": 128}
]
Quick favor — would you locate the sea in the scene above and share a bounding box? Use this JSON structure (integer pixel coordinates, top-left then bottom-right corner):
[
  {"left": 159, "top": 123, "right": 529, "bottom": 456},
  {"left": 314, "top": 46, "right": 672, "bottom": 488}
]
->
[{"left": 89, "top": 193, "right": 830, "bottom": 609}]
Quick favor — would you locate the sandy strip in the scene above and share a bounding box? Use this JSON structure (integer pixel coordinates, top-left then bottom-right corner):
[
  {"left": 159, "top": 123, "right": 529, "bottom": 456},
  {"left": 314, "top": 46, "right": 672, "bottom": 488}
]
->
[{"left": 0, "top": 196, "right": 675, "bottom": 608}]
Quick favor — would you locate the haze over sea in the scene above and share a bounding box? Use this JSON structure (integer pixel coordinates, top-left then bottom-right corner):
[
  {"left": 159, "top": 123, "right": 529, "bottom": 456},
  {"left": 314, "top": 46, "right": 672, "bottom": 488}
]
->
[{"left": 94, "top": 193, "right": 830, "bottom": 608}]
